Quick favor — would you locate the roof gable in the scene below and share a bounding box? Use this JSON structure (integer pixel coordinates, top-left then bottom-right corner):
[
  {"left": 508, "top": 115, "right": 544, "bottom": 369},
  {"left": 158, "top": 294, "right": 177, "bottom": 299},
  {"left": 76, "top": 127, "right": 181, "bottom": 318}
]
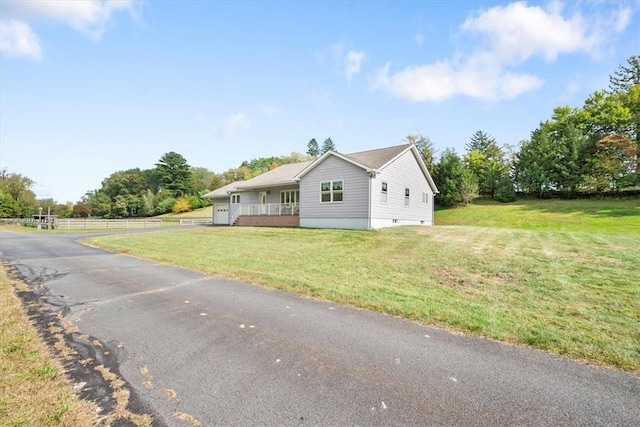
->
[
  {"left": 343, "top": 143, "right": 412, "bottom": 170},
  {"left": 294, "top": 143, "right": 416, "bottom": 178}
]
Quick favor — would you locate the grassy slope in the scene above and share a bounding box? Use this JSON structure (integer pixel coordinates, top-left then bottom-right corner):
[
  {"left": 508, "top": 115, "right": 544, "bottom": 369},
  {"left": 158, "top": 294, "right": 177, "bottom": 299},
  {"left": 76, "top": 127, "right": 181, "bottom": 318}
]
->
[
  {"left": 84, "top": 198, "right": 640, "bottom": 372},
  {"left": 436, "top": 198, "right": 640, "bottom": 233},
  {"left": 157, "top": 206, "right": 212, "bottom": 219}
]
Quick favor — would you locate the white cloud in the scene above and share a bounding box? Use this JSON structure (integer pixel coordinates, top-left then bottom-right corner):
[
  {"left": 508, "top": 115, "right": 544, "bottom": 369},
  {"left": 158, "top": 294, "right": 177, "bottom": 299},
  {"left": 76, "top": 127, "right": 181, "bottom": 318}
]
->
[
  {"left": 7, "top": 0, "right": 137, "bottom": 39},
  {"left": 224, "top": 113, "right": 249, "bottom": 137},
  {"left": 345, "top": 50, "right": 366, "bottom": 82},
  {"left": 0, "top": 19, "right": 42, "bottom": 60},
  {"left": 374, "top": 1, "right": 623, "bottom": 102},
  {"left": 330, "top": 41, "right": 366, "bottom": 82},
  {"left": 0, "top": 0, "right": 137, "bottom": 60},
  {"left": 613, "top": 6, "right": 632, "bottom": 33},
  {"left": 461, "top": 1, "right": 598, "bottom": 63},
  {"left": 374, "top": 60, "right": 543, "bottom": 102}
]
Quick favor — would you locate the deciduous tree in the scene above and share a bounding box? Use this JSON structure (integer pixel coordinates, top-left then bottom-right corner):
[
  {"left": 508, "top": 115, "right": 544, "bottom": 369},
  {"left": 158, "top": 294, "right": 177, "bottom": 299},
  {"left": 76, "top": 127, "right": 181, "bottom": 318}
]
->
[{"left": 405, "top": 134, "right": 436, "bottom": 171}]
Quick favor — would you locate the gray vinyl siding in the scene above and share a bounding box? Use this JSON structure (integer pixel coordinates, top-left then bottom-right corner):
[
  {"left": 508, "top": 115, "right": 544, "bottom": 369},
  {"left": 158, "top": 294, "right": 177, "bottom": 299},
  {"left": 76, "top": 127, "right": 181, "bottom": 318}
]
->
[
  {"left": 239, "top": 185, "right": 299, "bottom": 205},
  {"left": 370, "top": 149, "right": 434, "bottom": 225},
  {"left": 299, "top": 156, "right": 370, "bottom": 220},
  {"left": 238, "top": 192, "right": 259, "bottom": 204}
]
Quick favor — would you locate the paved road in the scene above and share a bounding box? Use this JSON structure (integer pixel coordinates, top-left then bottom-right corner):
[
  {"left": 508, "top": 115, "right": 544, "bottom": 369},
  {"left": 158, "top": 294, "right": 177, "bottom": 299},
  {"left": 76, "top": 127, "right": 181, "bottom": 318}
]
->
[{"left": 1, "top": 229, "right": 639, "bottom": 426}]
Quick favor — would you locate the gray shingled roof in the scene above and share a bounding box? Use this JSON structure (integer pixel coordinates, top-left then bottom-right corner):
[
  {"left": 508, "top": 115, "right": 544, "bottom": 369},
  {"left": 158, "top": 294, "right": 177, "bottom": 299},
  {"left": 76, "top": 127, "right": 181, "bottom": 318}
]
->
[
  {"left": 342, "top": 143, "right": 412, "bottom": 170},
  {"left": 201, "top": 182, "right": 238, "bottom": 199},
  {"left": 235, "top": 161, "right": 313, "bottom": 190},
  {"left": 203, "top": 143, "right": 434, "bottom": 199},
  {"left": 202, "top": 161, "right": 313, "bottom": 198}
]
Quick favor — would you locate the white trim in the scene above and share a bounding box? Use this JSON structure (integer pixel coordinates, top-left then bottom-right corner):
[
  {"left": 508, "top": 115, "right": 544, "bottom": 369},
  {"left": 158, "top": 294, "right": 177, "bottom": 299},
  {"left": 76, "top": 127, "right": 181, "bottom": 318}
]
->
[
  {"left": 294, "top": 150, "right": 374, "bottom": 180},
  {"left": 381, "top": 181, "right": 388, "bottom": 204},
  {"left": 369, "top": 218, "right": 432, "bottom": 229},
  {"left": 320, "top": 178, "right": 344, "bottom": 204}
]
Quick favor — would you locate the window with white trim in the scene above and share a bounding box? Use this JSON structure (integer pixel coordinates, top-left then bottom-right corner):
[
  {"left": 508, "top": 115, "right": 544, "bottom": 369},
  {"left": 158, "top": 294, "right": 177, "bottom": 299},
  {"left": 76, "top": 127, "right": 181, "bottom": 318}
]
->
[
  {"left": 280, "top": 190, "right": 299, "bottom": 205},
  {"left": 320, "top": 179, "right": 343, "bottom": 203},
  {"left": 231, "top": 194, "right": 240, "bottom": 204},
  {"left": 422, "top": 192, "right": 429, "bottom": 204},
  {"left": 381, "top": 182, "right": 388, "bottom": 204},
  {"left": 404, "top": 188, "right": 410, "bottom": 207}
]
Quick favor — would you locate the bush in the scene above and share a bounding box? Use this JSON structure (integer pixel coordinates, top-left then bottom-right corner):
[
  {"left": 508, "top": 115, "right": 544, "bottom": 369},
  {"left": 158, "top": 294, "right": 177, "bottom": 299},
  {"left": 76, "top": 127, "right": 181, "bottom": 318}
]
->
[
  {"left": 186, "top": 195, "right": 203, "bottom": 210},
  {"left": 496, "top": 175, "right": 517, "bottom": 203},
  {"left": 153, "top": 197, "right": 176, "bottom": 215},
  {"left": 172, "top": 198, "right": 191, "bottom": 213}
]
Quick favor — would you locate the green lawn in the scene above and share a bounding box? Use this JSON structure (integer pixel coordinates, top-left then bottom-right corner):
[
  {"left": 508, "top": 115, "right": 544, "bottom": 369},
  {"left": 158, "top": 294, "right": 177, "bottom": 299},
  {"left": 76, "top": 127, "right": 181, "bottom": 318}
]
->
[
  {"left": 84, "top": 198, "right": 640, "bottom": 372},
  {"left": 436, "top": 197, "right": 640, "bottom": 234},
  {"left": 157, "top": 206, "right": 212, "bottom": 219}
]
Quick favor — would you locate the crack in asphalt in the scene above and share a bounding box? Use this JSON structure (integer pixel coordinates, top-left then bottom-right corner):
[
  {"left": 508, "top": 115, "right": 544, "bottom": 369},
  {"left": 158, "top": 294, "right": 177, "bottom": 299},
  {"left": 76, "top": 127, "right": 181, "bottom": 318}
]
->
[{"left": 5, "top": 262, "right": 165, "bottom": 426}]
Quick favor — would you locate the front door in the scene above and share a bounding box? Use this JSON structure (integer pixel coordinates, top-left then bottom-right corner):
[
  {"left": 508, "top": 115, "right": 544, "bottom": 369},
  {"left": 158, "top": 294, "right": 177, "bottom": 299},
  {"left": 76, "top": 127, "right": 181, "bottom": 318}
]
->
[{"left": 259, "top": 192, "right": 267, "bottom": 215}]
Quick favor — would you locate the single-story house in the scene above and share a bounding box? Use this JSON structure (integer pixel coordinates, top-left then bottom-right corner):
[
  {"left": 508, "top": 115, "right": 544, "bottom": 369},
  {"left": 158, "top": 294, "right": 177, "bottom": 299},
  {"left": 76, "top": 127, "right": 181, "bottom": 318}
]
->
[{"left": 202, "top": 143, "right": 439, "bottom": 229}]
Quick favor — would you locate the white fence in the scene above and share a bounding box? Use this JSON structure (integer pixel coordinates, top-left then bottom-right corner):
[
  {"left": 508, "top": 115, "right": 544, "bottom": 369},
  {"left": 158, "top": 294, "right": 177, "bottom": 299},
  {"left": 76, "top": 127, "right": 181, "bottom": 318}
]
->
[
  {"left": 2, "top": 217, "right": 213, "bottom": 229},
  {"left": 238, "top": 203, "right": 299, "bottom": 216},
  {"left": 55, "top": 218, "right": 164, "bottom": 229},
  {"left": 179, "top": 218, "right": 213, "bottom": 225}
]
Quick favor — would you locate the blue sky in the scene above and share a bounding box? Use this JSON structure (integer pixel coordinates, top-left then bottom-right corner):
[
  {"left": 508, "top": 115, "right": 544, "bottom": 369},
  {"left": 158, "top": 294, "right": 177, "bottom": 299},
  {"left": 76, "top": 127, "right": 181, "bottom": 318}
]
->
[{"left": 1, "top": 0, "right": 638, "bottom": 203}]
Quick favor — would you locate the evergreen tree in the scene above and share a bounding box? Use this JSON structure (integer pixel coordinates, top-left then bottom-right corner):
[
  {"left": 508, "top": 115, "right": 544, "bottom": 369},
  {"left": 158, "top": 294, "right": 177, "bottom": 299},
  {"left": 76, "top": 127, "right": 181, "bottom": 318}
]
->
[
  {"left": 609, "top": 55, "right": 640, "bottom": 93},
  {"left": 433, "top": 148, "right": 478, "bottom": 207},
  {"left": 307, "top": 138, "right": 320, "bottom": 157},
  {"left": 155, "top": 152, "right": 192, "bottom": 198},
  {"left": 464, "top": 131, "right": 507, "bottom": 198},
  {"left": 321, "top": 138, "right": 336, "bottom": 155}
]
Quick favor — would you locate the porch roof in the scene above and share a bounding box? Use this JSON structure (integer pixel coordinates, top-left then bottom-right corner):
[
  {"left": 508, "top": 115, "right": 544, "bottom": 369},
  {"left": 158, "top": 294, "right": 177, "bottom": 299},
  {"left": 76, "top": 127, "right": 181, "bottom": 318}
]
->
[
  {"left": 235, "top": 161, "right": 312, "bottom": 191},
  {"left": 201, "top": 161, "right": 312, "bottom": 199}
]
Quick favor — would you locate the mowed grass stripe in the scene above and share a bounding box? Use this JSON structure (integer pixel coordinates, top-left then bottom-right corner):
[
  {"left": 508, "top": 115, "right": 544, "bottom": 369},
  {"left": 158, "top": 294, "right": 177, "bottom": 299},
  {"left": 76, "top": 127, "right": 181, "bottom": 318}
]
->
[{"left": 84, "top": 202, "right": 640, "bottom": 372}]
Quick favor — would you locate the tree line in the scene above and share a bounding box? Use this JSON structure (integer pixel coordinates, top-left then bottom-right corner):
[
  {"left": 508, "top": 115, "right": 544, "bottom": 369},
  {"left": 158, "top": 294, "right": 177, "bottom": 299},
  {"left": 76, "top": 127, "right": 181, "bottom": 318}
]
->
[
  {"left": 416, "top": 55, "right": 639, "bottom": 207},
  {"left": 2, "top": 56, "right": 637, "bottom": 217}
]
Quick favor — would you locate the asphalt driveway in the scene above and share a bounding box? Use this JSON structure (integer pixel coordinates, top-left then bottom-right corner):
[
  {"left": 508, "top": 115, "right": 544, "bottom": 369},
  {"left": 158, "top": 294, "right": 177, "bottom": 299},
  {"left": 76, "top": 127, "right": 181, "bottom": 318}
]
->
[{"left": 1, "top": 229, "right": 638, "bottom": 426}]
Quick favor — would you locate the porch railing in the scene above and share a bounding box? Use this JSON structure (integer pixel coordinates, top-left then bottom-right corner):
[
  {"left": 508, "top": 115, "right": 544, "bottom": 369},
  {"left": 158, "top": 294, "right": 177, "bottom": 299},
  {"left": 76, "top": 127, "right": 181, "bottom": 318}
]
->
[{"left": 238, "top": 203, "right": 299, "bottom": 216}]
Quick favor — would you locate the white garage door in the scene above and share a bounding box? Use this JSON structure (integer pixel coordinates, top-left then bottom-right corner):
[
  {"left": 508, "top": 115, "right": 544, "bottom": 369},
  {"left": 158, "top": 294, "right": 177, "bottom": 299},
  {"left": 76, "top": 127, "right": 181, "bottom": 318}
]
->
[{"left": 214, "top": 204, "right": 229, "bottom": 224}]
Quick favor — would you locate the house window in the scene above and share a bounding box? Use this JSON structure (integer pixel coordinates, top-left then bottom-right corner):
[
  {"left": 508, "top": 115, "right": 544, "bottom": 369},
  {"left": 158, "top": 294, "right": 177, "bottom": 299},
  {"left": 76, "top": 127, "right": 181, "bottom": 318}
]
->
[
  {"left": 422, "top": 192, "right": 429, "bottom": 204},
  {"left": 405, "top": 188, "right": 410, "bottom": 207},
  {"left": 280, "top": 190, "right": 299, "bottom": 205},
  {"left": 381, "top": 182, "right": 388, "bottom": 204},
  {"left": 320, "top": 179, "right": 343, "bottom": 203},
  {"left": 231, "top": 194, "right": 240, "bottom": 204}
]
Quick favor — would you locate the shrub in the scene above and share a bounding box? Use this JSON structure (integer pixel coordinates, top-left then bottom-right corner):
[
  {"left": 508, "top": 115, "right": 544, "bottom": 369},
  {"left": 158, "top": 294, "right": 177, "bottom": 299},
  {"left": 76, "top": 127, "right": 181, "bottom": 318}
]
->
[
  {"left": 172, "top": 198, "right": 191, "bottom": 213},
  {"left": 153, "top": 197, "right": 176, "bottom": 215}
]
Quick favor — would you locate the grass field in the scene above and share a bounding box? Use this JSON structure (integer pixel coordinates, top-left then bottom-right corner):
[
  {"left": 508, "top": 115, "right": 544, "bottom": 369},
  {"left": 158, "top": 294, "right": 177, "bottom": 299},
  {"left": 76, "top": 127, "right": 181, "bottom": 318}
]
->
[
  {"left": 157, "top": 206, "right": 212, "bottom": 218},
  {"left": 436, "top": 197, "right": 640, "bottom": 234},
  {"left": 84, "top": 198, "right": 640, "bottom": 372}
]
